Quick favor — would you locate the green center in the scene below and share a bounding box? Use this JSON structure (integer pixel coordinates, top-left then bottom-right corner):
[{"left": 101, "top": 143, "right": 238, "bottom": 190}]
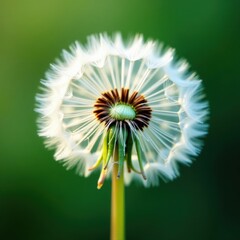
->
[{"left": 110, "top": 104, "right": 136, "bottom": 120}]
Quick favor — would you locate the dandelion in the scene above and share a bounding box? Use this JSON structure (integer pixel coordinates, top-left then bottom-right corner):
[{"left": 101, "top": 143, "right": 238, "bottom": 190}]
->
[{"left": 36, "top": 33, "right": 209, "bottom": 240}]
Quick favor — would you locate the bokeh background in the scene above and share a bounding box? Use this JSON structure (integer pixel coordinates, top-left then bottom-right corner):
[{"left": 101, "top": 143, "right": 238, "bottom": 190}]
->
[{"left": 0, "top": 0, "right": 239, "bottom": 239}]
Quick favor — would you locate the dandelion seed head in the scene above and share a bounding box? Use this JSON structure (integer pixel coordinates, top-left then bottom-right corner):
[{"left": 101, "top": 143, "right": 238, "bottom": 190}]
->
[{"left": 36, "top": 33, "right": 209, "bottom": 188}]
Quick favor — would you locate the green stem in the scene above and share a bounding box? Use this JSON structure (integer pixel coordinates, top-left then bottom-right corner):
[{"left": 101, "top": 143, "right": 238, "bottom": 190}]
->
[{"left": 111, "top": 149, "right": 125, "bottom": 240}]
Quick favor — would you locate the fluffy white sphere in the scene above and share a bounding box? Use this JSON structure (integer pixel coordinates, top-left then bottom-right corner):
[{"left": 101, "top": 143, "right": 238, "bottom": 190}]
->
[{"left": 36, "top": 33, "right": 209, "bottom": 187}]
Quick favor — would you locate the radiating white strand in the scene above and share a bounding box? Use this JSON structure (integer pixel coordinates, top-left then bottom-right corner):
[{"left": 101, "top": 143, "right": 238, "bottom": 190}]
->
[
  {"left": 62, "top": 103, "right": 94, "bottom": 112},
  {"left": 141, "top": 74, "right": 168, "bottom": 96},
  {"left": 135, "top": 68, "right": 151, "bottom": 92},
  {"left": 148, "top": 121, "right": 177, "bottom": 145},
  {"left": 61, "top": 103, "right": 93, "bottom": 109},
  {"left": 145, "top": 94, "right": 177, "bottom": 106},
  {"left": 77, "top": 76, "right": 101, "bottom": 96},
  {"left": 125, "top": 60, "right": 134, "bottom": 89},
  {"left": 73, "top": 117, "right": 98, "bottom": 134},
  {"left": 121, "top": 58, "right": 125, "bottom": 88},
  {"left": 85, "top": 125, "right": 105, "bottom": 152},
  {"left": 63, "top": 95, "right": 94, "bottom": 105},
  {"left": 68, "top": 121, "right": 97, "bottom": 139},
  {"left": 152, "top": 109, "right": 179, "bottom": 116},
  {"left": 150, "top": 117, "right": 181, "bottom": 133},
  {"left": 85, "top": 65, "right": 109, "bottom": 92},
  {"left": 105, "top": 118, "right": 115, "bottom": 129},
  {"left": 64, "top": 118, "right": 95, "bottom": 132},
  {"left": 113, "top": 56, "right": 121, "bottom": 90},
  {"left": 98, "top": 64, "right": 114, "bottom": 90},
  {"left": 147, "top": 98, "right": 179, "bottom": 106},
  {"left": 64, "top": 116, "right": 95, "bottom": 129},
  {"left": 131, "top": 59, "right": 147, "bottom": 90},
  {"left": 129, "top": 120, "right": 155, "bottom": 151},
  {"left": 145, "top": 83, "right": 175, "bottom": 100},
  {"left": 125, "top": 120, "right": 138, "bottom": 137},
  {"left": 162, "top": 80, "right": 179, "bottom": 101},
  {"left": 135, "top": 129, "right": 152, "bottom": 164},
  {"left": 137, "top": 68, "right": 164, "bottom": 94},
  {"left": 63, "top": 111, "right": 94, "bottom": 119},
  {"left": 64, "top": 120, "right": 94, "bottom": 133},
  {"left": 139, "top": 127, "right": 165, "bottom": 156},
  {"left": 71, "top": 81, "right": 97, "bottom": 99},
  {"left": 81, "top": 73, "right": 105, "bottom": 94},
  {"left": 76, "top": 120, "right": 101, "bottom": 146},
  {"left": 107, "top": 56, "right": 118, "bottom": 89},
  {"left": 145, "top": 126, "right": 173, "bottom": 152}
]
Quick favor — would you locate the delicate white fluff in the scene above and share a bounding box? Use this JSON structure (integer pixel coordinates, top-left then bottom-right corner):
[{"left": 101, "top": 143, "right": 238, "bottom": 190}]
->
[{"left": 36, "top": 33, "right": 209, "bottom": 187}]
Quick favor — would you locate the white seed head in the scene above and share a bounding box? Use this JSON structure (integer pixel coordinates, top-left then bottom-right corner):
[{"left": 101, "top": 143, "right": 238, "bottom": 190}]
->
[{"left": 35, "top": 33, "right": 209, "bottom": 187}]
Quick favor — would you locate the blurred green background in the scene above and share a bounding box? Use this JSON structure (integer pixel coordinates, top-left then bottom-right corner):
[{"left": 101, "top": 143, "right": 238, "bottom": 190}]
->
[{"left": 0, "top": 0, "right": 239, "bottom": 239}]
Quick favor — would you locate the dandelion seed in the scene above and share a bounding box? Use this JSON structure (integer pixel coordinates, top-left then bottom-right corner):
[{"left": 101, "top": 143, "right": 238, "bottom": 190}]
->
[{"left": 35, "top": 33, "right": 209, "bottom": 189}]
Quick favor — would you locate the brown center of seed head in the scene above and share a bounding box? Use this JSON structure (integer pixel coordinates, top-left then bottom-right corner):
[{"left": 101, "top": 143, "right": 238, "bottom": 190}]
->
[{"left": 93, "top": 88, "right": 152, "bottom": 131}]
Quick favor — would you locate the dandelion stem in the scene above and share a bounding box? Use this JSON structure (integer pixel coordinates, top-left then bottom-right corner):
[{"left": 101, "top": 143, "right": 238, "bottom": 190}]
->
[{"left": 111, "top": 148, "right": 125, "bottom": 240}]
